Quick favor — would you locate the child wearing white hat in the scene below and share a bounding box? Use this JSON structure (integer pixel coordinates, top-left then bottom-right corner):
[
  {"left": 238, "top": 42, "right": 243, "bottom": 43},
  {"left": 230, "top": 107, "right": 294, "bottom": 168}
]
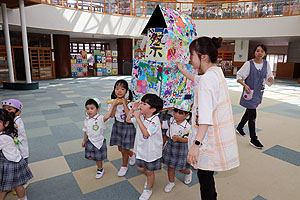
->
[
  {"left": 162, "top": 100, "right": 193, "bottom": 193},
  {"left": 82, "top": 98, "right": 115, "bottom": 179}
]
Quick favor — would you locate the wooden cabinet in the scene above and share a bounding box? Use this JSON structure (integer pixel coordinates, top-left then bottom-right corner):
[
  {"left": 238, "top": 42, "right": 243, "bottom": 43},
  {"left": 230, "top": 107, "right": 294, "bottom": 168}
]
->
[{"left": 0, "top": 46, "right": 10, "bottom": 82}]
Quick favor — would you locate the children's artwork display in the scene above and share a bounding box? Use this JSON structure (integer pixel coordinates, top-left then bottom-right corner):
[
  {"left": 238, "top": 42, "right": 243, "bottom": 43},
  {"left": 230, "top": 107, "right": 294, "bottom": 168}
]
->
[
  {"left": 131, "top": 59, "right": 162, "bottom": 100},
  {"left": 94, "top": 49, "right": 118, "bottom": 76},
  {"left": 131, "top": 5, "right": 198, "bottom": 108},
  {"left": 160, "top": 63, "right": 196, "bottom": 108},
  {"left": 145, "top": 28, "right": 168, "bottom": 62},
  {"left": 143, "top": 5, "right": 197, "bottom": 65},
  {"left": 70, "top": 51, "right": 88, "bottom": 77}
]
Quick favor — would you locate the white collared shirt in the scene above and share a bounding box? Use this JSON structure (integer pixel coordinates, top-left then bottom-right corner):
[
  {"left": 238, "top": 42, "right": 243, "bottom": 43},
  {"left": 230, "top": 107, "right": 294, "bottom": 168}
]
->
[
  {"left": 166, "top": 117, "right": 191, "bottom": 139},
  {"left": 0, "top": 132, "right": 22, "bottom": 162},
  {"left": 132, "top": 114, "right": 163, "bottom": 162},
  {"left": 82, "top": 114, "right": 106, "bottom": 149},
  {"left": 108, "top": 102, "right": 133, "bottom": 122},
  {"left": 15, "top": 116, "right": 29, "bottom": 159},
  {"left": 236, "top": 60, "right": 274, "bottom": 86}
]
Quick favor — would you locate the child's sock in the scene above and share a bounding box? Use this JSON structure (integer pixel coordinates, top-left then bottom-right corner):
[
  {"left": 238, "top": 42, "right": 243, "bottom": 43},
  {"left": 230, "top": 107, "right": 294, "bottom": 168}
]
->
[
  {"left": 97, "top": 168, "right": 103, "bottom": 172},
  {"left": 121, "top": 165, "right": 127, "bottom": 168},
  {"left": 129, "top": 151, "right": 134, "bottom": 157}
]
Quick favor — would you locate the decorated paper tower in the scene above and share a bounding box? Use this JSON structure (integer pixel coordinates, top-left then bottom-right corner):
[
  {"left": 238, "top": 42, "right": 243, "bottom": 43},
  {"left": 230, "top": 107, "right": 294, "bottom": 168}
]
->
[{"left": 131, "top": 5, "right": 197, "bottom": 108}]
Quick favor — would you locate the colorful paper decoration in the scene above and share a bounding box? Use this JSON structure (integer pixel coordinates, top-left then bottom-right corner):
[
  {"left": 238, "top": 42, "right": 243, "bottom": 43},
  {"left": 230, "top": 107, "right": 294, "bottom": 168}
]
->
[
  {"left": 160, "top": 63, "right": 196, "bottom": 107},
  {"left": 142, "top": 5, "right": 197, "bottom": 64},
  {"left": 112, "top": 51, "right": 118, "bottom": 57},
  {"left": 131, "top": 59, "right": 162, "bottom": 101},
  {"left": 112, "top": 68, "right": 118, "bottom": 75},
  {"left": 145, "top": 28, "right": 168, "bottom": 62}
]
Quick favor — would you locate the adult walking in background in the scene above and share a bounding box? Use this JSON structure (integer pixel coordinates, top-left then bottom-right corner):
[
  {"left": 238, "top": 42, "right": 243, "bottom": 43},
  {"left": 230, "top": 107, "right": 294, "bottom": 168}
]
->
[
  {"left": 236, "top": 44, "right": 274, "bottom": 149},
  {"left": 178, "top": 36, "right": 240, "bottom": 200}
]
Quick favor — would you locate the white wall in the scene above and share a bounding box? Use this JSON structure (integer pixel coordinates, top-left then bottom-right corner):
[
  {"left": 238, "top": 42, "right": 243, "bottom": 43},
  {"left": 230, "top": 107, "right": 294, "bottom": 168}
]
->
[{"left": 0, "top": 4, "right": 300, "bottom": 38}]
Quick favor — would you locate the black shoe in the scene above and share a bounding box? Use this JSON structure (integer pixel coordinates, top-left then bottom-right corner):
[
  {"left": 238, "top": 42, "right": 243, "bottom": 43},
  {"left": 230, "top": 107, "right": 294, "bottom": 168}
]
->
[
  {"left": 236, "top": 127, "right": 246, "bottom": 136},
  {"left": 250, "top": 139, "right": 264, "bottom": 149}
]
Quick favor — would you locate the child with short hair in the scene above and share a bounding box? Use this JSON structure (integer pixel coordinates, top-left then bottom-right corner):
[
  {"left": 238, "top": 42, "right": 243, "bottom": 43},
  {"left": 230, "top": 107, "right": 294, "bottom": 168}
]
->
[
  {"left": 162, "top": 100, "right": 193, "bottom": 193},
  {"left": 82, "top": 98, "right": 114, "bottom": 179},
  {"left": 0, "top": 109, "right": 33, "bottom": 200},
  {"left": 126, "top": 94, "right": 163, "bottom": 200}
]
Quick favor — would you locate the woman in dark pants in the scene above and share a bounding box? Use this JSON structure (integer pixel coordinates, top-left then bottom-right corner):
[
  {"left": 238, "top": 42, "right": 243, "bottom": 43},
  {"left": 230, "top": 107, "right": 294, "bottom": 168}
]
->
[
  {"left": 236, "top": 44, "right": 274, "bottom": 149},
  {"left": 178, "top": 36, "right": 240, "bottom": 200}
]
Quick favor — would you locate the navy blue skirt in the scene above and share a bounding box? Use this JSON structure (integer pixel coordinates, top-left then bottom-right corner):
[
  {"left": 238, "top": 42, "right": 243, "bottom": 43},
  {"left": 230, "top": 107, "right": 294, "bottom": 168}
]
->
[
  {"left": 0, "top": 151, "right": 33, "bottom": 191},
  {"left": 162, "top": 138, "right": 190, "bottom": 170},
  {"left": 85, "top": 139, "right": 107, "bottom": 161},
  {"left": 110, "top": 120, "right": 136, "bottom": 150},
  {"left": 136, "top": 158, "right": 162, "bottom": 171}
]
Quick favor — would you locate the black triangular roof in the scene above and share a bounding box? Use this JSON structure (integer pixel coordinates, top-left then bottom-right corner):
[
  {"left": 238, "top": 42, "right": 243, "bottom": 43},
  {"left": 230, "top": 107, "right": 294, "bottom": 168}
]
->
[{"left": 141, "top": 5, "right": 167, "bottom": 35}]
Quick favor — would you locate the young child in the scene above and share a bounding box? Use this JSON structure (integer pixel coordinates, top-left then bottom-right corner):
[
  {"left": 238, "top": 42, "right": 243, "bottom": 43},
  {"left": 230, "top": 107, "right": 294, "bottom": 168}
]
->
[
  {"left": 162, "top": 100, "right": 193, "bottom": 193},
  {"left": 126, "top": 93, "right": 163, "bottom": 200},
  {"left": 109, "top": 80, "right": 136, "bottom": 177},
  {"left": 2, "top": 99, "right": 30, "bottom": 193},
  {"left": 158, "top": 109, "right": 172, "bottom": 146},
  {"left": 82, "top": 98, "right": 114, "bottom": 179},
  {"left": 1, "top": 99, "right": 29, "bottom": 163},
  {"left": 0, "top": 109, "right": 33, "bottom": 200}
]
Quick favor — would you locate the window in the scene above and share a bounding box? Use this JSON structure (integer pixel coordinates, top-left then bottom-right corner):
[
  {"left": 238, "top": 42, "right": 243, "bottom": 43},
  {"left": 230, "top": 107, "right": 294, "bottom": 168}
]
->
[
  {"left": 70, "top": 42, "right": 110, "bottom": 53},
  {"left": 266, "top": 54, "right": 287, "bottom": 71}
]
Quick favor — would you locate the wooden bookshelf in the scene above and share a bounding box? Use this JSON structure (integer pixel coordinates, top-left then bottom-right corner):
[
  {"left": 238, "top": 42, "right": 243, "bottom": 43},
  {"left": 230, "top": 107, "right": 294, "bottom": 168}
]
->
[
  {"left": 0, "top": 46, "right": 10, "bottom": 82},
  {"left": 218, "top": 51, "right": 234, "bottom": 75}
]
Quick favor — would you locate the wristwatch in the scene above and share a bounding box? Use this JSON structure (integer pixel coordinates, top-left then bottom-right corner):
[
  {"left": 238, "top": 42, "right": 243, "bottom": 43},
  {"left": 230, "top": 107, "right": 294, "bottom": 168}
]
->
[{"left": 194, "top": 140, "right": 202, "bottom": 146}]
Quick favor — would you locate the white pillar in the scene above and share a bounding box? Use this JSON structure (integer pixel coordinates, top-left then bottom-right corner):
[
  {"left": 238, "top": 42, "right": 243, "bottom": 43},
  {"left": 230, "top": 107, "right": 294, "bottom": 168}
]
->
[
  {"left": 19, "top": 0, "right": 32, "bottom": 83},
  {"left": 1, "top": 3, "right": 15, "bottom": 83}
]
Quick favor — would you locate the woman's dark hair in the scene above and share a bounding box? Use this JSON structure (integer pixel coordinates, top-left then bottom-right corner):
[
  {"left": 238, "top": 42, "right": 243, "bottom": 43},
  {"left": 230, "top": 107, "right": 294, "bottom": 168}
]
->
[
  {"left": 141, "top": 94, "right": 163, "bottom": 115},
  {"left": 0, "top": 109, "right": 18, "bottom": 138},
  {"left": 111, "top": 79, "right": 133, "bottom": 101},
  {"left": 85, "top": 99, "right": 99, "bottom": 109},
  {"left": 189, "top": 36, "right": 223, "bottom": 63},
  {"left": 254, "top": 44, "right": 267, "bottom": 54}
]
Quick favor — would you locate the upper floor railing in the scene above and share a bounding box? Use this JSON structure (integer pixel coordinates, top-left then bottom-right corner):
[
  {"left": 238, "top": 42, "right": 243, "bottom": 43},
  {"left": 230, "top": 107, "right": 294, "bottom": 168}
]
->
[{"left": 42, "top": 0, "right": 300, "bottom": 19}]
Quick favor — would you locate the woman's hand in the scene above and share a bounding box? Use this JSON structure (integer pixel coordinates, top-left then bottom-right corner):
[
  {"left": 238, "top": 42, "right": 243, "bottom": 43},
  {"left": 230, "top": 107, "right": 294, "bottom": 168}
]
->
[
  {"left": 267, "top": 77, "right": 274, "bottom": 84},
  {"left": 82, "top": 139, "right": 86, "bottom": 148},
  {"left": 187, "top": 145, "right": 200, "bottom": 165},
  {"left": 177, "top": 62, "right": 184, "bottom": 72},
  {"left": 244, "top": 84, "right": 251, "bottom": 94}
]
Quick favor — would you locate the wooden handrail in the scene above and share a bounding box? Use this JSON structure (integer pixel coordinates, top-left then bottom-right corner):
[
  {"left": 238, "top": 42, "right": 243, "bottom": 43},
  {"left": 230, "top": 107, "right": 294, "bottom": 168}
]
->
[{"left": 43, "top": 0, "right": 300, "bottom": 19}]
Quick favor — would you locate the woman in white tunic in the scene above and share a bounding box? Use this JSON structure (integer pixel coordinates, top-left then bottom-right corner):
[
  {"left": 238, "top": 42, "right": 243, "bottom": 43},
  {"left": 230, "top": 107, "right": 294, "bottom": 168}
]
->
[{"left": 178, "top": 36, "right": 240, "bottom": 200}]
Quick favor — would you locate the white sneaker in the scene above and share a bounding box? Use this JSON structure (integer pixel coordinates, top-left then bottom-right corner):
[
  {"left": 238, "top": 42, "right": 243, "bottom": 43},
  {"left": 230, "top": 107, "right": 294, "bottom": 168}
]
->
[
  {"left": 139, "top": 189, "right": 152, "bottom": 200},
  {"left": 184, "top": 170, "right": 193, "bottom": 184},
  {"left": 118, "top": 166, "right": 128, "bottom": 177},
  {"left": 96, "top": 168, "right": 104, "bottom": 179},
  {"left": 129, "top": 153, "right": 136, "bottom": 166},
  {"left": 164, "top": 182, "right": 175, "bottom": 193}
]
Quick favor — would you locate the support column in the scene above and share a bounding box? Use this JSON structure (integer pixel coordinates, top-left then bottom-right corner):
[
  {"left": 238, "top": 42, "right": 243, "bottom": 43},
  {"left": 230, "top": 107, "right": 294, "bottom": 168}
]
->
[
  {"left": 1, "top": 3, "right": 15, "bottom": 83},
  {"left": 19, "top": 0, "right": 32, "bottom": 83}
]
